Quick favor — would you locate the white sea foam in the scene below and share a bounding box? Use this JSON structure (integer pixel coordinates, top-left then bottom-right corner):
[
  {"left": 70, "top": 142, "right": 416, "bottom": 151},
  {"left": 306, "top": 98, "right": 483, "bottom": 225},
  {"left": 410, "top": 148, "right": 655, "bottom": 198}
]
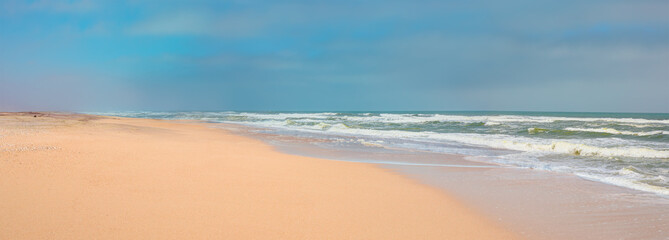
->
[
  {"left": 576, "top": 173, "right": 669, "bottom": 196},
  {"left": 102, "top": 111, "right": 668, "bottom": 159},
  {"left": 91, "top": 111, "right": 669, "bottom": 196},
  {"left": 357, "top": 139, "right": 385, "bottom": 148},
  {"left": 92, "top": 111, "right": 669, "bottom": 126},
  {"left": 431, "top": 135, "right": 669, "bottom": 159},
  {"left": 484, "top": 121, "right": 502, "bottom": 126},
  {"left": 619, "top": 123, "right": 657, "bottom": 128},
  {"left": 619, "top": 166, "right": 644, "bottom": 177},
  {"left": 564, "top": 127, "right": 669, "bottom": 136},
  {"left": 235, "top": 112, "right": 669, "bottom": 125},
  {"left": 255, "top": 119, "right": 669, "bottom": 195},
  {"left": 239, "top": 112, "right": 336, "bottom": 120},
  {"left": 248, "top": 120, "right": 669, "bottom": 159},
  {"left": 362, "top": 131, "right": 662, "bottom": 158}
]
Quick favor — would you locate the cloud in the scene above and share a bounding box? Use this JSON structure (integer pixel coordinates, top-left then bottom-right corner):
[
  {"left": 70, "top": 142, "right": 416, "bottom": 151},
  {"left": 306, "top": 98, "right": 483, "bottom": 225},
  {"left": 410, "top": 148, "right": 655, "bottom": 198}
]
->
[
  {"left": 1, "top": 0, "right": 98, "bottom": 15},
  {"left": 123, "top": 1, "right": 441, "bottom": 37},
  {"left": 1, "top": 0, "right": 668, "bottom": 112}
]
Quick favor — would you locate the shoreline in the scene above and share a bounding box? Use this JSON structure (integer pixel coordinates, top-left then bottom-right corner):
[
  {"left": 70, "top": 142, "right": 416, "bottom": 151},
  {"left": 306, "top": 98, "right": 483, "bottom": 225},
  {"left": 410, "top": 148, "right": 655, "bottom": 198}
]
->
[
  {"left": 0, "top": 113, "right": 518, "bottom": 239},
  {"left": 217, "top": 122, "right": 669, "bottom": 239}
]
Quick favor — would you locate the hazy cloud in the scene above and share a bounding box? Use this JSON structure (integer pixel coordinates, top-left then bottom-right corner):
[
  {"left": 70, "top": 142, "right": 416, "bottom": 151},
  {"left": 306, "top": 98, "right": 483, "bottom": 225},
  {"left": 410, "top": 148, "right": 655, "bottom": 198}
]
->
[
  {"left": 1, "top": 0, "right": 98, "bottom": 15},
  {"left": 1, "top": 0, "right": 667, "bottom": 112}
]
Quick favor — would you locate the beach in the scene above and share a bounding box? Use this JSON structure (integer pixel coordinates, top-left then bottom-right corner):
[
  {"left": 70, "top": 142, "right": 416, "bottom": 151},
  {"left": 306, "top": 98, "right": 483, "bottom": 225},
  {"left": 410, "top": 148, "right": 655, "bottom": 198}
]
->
[
  {"left": 93, "top": 111, "right": 669, "bottom": 239},
  {"left": 4, "top": 0, "right": 666, "bottom": 238},
  {"left": 0, "top": 112, "right": 517, "bottom": 239},
  {"left": 222, "top": 118, "right": 669, "bottom": 240}
]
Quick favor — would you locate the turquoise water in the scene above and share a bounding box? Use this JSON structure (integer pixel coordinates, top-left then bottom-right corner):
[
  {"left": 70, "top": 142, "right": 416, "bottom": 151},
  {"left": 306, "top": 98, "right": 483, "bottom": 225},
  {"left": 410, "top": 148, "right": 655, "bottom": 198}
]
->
[{"left": 93, "top": 111, "right": 669, "bottom": 196}]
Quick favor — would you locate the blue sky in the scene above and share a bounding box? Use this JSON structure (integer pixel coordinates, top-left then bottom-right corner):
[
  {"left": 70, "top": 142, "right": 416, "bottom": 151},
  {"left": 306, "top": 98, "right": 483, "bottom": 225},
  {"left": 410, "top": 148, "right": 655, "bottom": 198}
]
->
[{"left": 1, "top": 0, "right": 668, "bottom": 112}]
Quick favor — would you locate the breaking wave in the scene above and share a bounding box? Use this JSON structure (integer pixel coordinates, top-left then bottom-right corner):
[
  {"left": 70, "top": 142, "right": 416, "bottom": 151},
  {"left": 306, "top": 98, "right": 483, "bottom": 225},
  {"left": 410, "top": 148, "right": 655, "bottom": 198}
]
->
[
  {"left": 310, "top": 126, "right": 669, "bottom": 159},
  {"left": 90, "top": 111, "right": 669, "bottom": 196},
  {"left": 564, "top": 127, "right": 669, "bottom": 136}
]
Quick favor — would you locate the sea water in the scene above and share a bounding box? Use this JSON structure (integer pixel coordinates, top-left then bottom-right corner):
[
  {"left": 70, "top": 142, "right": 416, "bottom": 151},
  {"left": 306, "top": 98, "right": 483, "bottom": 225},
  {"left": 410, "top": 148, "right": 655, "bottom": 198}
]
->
[{"left": 92, "top": 111, "right": 669, "bottom": 196}]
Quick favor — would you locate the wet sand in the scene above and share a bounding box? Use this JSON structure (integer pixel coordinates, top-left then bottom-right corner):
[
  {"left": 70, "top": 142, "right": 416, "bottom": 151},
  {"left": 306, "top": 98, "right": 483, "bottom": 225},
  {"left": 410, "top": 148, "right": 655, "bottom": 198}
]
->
[
  {"left": 225, "top": 124, "right": 669, "bottom": 240},
  {"left": 395, "top": 164, "right": 669, "bottom": 240},
  {"left": 0, "top": 113, "right": 518, "bottom": 239}
]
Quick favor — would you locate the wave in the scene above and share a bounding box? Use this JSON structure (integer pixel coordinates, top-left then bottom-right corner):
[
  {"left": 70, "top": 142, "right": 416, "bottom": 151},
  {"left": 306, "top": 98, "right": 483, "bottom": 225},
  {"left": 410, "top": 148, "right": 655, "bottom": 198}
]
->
[
  {"left": 90, "top": 111, "right": 669, "bottom": 126},
  {"left": 431, "top": 136, "right": 669, "bottom": 159},
  {"left": 527, "top": 127, "right": 550, "bottom": 134},
  {"left": 274, "top": 123, "right": 669, "bottom": 159},
  {"left": 91, "top": 111, "right": 669, "bottom": 196},
  {"left": 93, "top": 111, "right": 669, "bottom": 159},
  {"left": 619, "top": 123, "right": 657, "bottom": 128},
  {"left": 576, "top": 173, "right": 669, "bottom": 196},
  {"left": 564, "top": 127, "right": 669, "bottom": 136},
  {"left": 234, "top": 113, "right": 669, "bottom": 125},
  {"left": 238, "top": 112, "right": 337, "bottom": 120}
]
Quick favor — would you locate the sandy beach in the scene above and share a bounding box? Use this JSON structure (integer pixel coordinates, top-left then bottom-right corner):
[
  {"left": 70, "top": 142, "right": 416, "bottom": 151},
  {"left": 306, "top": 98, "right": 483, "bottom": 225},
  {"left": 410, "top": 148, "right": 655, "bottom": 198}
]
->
[{"left": 0, "top": 113, "right": 518, "bottom": 239}]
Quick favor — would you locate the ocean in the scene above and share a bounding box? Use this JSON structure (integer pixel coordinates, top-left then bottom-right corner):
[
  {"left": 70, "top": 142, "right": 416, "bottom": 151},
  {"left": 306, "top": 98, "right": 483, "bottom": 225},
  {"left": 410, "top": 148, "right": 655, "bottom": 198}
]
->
[{"left": 93, "top": 111, "right": 669, "bottom": 196}]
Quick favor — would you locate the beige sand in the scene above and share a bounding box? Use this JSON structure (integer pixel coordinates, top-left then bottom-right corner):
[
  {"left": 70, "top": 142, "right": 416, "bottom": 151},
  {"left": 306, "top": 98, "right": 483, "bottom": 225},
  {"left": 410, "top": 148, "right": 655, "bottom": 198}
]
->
[{"left": 0, "top": 113, "right": 518, "bottom": 239}]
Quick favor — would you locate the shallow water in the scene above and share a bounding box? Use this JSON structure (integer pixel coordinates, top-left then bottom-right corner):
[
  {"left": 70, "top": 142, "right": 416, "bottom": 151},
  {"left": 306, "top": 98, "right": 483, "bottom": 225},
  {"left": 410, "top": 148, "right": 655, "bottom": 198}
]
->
[
  {"left": 92, "top": 111, "right": 669, "bottom": 196},
  {"left": 215, "top": 122, "right": 669, "bottom": 240}
]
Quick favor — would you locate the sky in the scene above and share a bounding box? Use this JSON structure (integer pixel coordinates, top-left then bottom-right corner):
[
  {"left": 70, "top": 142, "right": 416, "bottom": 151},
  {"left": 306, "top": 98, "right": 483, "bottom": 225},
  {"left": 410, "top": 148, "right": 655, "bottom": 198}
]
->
[{"left": 0, "top": 0, "right": 668, "bottom": 112}]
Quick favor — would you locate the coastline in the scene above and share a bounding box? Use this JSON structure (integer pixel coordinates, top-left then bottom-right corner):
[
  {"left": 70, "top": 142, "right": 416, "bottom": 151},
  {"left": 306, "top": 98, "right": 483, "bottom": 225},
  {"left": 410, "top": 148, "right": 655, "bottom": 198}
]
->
[
  {"left": 218, "top": 122, "right": 669, "bottom": 240},
  {"left": 0, "top": 113, "right": 517, "bottom": 239}
]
